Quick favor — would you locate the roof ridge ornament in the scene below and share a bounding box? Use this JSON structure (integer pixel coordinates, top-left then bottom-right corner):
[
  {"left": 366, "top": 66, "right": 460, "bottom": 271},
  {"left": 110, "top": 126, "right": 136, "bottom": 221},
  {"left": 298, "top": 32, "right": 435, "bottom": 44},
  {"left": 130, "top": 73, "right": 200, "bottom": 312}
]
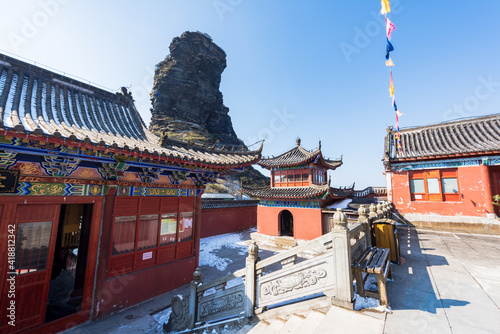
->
[{"left": 296, "top": 137, "right": 301, "bottom": 146}]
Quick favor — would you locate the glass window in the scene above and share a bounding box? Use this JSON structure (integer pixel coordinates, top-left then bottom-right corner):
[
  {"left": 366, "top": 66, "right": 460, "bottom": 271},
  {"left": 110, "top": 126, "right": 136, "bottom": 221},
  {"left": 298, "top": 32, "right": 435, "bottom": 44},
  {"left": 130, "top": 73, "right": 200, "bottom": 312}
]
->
[
  {"left": 112, "top": 216, "right": 137, "bottom": 255},
  {"left": 287, "top": 174, "right": 293, "bottom": 182},
  {"left": 427, "top": 178, "right": 440, "bottom": 194},
  {"left": 15, "top": 221, "right": 52, "bottom": 275},
  {"left": 442, "top": 178, "right": 459, "bottom": 193},
  {"left": 280, "top": 175, "right": 286, "bottom": 182},
  {"left": 137, "top": 214, "right": 159, "bottom": 251},
  {"left": 274, "top": 175, "right": 280, "bottom": 183},
  {"left": 302, "top": 173, "right": 308, "bottom": 181},
  {"left": 178, "top": 212, "right": 193, "bottom": 243},
  {"left": 160, "top": 213, "right": 177, "bottom": 246},
  {"left": 410, "top": 179, "right": 425, "bottom": 193},
  {"left": 294, "top": 174, "right": 301, "bottom": 182}
]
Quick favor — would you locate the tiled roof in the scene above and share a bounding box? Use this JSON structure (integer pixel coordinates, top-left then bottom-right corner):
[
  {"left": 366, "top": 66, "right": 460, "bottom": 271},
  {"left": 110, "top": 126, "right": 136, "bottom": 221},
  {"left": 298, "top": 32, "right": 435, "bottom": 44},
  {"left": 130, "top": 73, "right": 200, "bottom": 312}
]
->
[
  {"left": 243, "top": 184, "right": 353, "bottom": 200},
  {"left": 386, "top": 113, "right": 500, "bottom": 161},
  {"left": 258, "top": 139, "right": 342, "bottom": 170},
  {"left": 0, "top": 53, "right": 261, "bottom": 169},
  {"left": 352, "top": 187, "right": 387, "bottom": 197}
]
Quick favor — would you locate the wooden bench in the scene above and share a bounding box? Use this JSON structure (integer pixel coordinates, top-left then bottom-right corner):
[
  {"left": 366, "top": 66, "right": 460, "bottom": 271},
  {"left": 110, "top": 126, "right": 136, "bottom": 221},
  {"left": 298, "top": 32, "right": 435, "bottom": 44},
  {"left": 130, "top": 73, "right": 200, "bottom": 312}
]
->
[{"left": 352, "top": 246, "right": 392, "bottom": 307}]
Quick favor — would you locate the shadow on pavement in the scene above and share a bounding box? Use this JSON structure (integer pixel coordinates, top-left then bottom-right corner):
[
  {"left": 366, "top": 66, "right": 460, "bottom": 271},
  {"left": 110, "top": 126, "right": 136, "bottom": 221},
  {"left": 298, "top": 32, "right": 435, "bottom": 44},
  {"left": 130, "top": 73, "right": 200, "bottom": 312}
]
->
[{"left": 388, "top": 225, "right": 470, "bottom": 314}]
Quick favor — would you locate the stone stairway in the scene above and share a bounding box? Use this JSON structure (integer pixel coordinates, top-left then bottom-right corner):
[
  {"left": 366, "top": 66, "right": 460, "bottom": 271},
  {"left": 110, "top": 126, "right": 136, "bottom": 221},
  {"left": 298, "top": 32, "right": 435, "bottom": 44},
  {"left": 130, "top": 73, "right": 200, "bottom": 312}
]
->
[{"left": 233, "top": 297, "right": 385, "bottom": 334}]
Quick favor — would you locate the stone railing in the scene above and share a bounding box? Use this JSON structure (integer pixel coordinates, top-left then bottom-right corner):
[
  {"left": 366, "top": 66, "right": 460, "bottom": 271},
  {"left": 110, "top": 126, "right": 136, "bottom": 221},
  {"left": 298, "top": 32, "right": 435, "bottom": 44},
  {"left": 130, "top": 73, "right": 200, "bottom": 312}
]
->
[
  {"left": 164, "top": 206, "right": 388, "bottom": 333},
  {"left": 323, "top": 202, "right": 393, "bottom": 233}
]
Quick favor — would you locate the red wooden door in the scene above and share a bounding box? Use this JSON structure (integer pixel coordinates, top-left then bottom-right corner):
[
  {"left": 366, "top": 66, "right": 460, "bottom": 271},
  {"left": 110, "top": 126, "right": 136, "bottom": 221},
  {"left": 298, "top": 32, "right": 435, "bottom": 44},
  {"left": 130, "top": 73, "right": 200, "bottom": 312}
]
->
[{"left": 0, "top": 204, "right": 60, "bottom": 333}]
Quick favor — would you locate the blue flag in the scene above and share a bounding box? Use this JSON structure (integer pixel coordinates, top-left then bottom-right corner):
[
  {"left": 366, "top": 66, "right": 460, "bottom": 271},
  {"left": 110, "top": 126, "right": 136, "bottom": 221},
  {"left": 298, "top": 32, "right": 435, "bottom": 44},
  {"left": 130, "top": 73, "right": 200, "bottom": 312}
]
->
[{"left": 385, "top": 38, "right": 394, "bottom": 60}]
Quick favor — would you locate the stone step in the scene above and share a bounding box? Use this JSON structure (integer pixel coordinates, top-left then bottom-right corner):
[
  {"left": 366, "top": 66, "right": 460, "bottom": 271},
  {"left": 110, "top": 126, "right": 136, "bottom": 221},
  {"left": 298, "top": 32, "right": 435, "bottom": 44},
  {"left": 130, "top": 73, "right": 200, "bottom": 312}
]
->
[
  {"left": 263, "top": 318, "right": 287, "bottom": 333},
  {"left": 313, "top": 306, "right": 385, "bottom": 334},
  {"left": 291, "top": 310, "right": 326, "bottom": 334},
  {"left": 246, "top": 319, "right": 270, "bottom": 334},
  {"left": 274, "top": 236, "right": 297, "bottom": 248},
  {"left": 235, "top": 324, "right": 256, "bottom": 334},
  {"left": 279, "top": 314, "right": 306, "bottom": 333}
]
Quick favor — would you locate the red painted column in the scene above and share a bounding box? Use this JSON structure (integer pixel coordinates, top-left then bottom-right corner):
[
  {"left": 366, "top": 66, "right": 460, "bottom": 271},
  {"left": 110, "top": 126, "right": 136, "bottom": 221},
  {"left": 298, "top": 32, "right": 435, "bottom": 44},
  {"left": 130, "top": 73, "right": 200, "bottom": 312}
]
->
[
  {"left": 92, "top": 185, "right": 117, "bottom": 319},
  {"left": 194, "top": 192, "right": 203, "bottom": 267},
  {"left": 480, "top": 164, "right": 495, "bottom": 214}
]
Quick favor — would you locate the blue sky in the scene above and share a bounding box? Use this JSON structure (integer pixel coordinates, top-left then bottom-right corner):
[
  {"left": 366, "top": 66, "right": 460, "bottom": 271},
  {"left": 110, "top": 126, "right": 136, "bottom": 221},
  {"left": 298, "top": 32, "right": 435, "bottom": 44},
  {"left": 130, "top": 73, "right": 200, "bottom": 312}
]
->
[{"left": 1, "top": 1, "right": 499, "bottom": 188}]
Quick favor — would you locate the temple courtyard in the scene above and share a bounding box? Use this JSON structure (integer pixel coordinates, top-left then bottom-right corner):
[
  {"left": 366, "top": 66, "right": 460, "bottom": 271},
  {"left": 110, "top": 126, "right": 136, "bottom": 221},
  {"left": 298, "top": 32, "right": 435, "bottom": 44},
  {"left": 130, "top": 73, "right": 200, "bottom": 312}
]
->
[{"left": 61, "top": 225, "right": 500, "bottom": 334}]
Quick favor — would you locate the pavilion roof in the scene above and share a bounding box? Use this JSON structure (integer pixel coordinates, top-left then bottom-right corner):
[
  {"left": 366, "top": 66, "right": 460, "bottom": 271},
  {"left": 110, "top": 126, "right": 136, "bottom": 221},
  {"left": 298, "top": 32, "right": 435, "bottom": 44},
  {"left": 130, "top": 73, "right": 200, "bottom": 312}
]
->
[
  {"left": 385, "top": 113, "right": 500, "bottom": 163},
  {"left": 242, "top": 184, "right": 353, "bottom": 200},
  {"left": 0, "top": 53, "right": 261, "bottom": 170},
  {"left": 258, "top": 139, "right": 342, "bottom": 170}
]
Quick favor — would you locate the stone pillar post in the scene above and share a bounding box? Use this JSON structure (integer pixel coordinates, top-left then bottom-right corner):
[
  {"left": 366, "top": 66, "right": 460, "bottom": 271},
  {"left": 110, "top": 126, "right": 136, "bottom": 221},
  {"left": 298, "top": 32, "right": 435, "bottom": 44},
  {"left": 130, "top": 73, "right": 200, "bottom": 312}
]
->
[
  {"left": 376, "top": 203, "right": 384, "bottom": 218},
  {"left": 358, "top": 205, "right": 371, "bottom": 248},
  {"left": 188, "top": 267, "right": 202, "bottom": 329},
  {"left": 368, "top": 203, "right": 378, "bottom": 223},
  {"left": 331, "top": 208, "right": 354, "bottom": 309},
  {"left": 244, "top": 242, "right": 259, "bottom": 317},
  {"left": 357, "top": 205, "right": 368, "bottom": 223}
]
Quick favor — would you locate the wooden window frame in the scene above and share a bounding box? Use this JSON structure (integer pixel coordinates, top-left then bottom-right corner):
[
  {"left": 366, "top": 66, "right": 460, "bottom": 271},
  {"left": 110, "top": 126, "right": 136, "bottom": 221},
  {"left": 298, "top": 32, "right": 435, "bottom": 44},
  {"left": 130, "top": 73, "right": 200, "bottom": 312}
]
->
[
  {"left": 108, "top": 197, "right": 195, "bottom": 278},
  {"left": 409, "top": 169, "right": 460, "bottom": 202},
  {"left": 273, "top": 168, "right": 310, "bottom": 187}
]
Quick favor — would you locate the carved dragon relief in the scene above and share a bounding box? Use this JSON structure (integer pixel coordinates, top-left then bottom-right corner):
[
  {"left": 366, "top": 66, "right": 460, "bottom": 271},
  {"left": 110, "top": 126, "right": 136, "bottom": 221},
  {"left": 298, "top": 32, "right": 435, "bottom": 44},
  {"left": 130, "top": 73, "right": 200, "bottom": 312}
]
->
[
  {"left": 261, "top": 268, "right": 327, "bottom": 297},
  {"left": 199, "top": 292, "right": 244, "bottom": 318}
]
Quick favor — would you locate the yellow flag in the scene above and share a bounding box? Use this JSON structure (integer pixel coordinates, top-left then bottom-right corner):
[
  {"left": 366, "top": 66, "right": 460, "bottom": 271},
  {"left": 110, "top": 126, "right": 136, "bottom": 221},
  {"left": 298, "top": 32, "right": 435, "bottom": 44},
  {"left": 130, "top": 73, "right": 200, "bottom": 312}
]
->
[
  {"left": 385, "top": 58, "right": 394, "bottom": 67},
  {"left": 381, "top": 0, "right": 391, "bottom": 15}
]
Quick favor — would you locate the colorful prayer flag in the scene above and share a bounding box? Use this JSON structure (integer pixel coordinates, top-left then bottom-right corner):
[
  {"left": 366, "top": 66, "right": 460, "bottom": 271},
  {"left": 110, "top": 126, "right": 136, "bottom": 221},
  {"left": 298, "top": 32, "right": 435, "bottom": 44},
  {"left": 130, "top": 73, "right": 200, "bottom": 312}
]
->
[
  {"left": 380, "top": 0, "right": 391, "bottom": 15},
  {"left": 389, "top": 70, "right": 394, "bottom": 97},
  {"left": 392, "top": 96, "right": 398, "bottom": 111},
  {"left": 385, "top": 17, "right": 396, "bottom": 40},
  {"left": 385, "top": 58, "right": 394, "bottom": 66},
  {"left": 396, "top": 109, "right": 403, "bottom": 117},
  {"left": 385, "top": 38, "right": 394, "bottom": 60}
]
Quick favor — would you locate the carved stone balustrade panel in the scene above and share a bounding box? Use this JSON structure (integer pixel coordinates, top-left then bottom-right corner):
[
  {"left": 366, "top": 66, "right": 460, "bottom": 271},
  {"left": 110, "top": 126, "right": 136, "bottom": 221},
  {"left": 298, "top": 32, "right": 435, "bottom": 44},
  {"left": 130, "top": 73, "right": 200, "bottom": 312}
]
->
[
  {"left": 256, "top": 253, "right": 334, "bottom": 308},
  {"left": 197, "top": 284, "right": 245, "bottom": 323}
]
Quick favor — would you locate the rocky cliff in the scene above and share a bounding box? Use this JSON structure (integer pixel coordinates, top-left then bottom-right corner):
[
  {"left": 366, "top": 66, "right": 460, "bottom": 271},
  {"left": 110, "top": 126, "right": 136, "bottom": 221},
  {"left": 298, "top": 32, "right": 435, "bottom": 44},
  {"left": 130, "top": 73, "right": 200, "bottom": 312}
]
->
[
  {"left": 149, "top": 31, "right": 268, "bottom": 189},
  {"left": 149, "top": 31, "right": 240, "bottom": 146}
]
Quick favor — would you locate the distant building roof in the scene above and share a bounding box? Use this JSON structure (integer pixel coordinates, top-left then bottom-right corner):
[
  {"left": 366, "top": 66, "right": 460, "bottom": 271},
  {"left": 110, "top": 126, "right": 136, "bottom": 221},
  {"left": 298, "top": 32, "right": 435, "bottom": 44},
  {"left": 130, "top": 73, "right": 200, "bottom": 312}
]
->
[
  {"left": 385, "top": 113, "right": 500, "bottom": 163},
  {"left": 352, "top": 186, "right": 387, "bottom": 198},
  {"left": 258, "top": 138, "right": 342, "bottom": 170},
  {"left": 201, "top": 193, "right": 235, "bottom": 200},
  {"left": 243, "top": 184, "right": 354, "bottom": 200},
  {"left": 0, "top": 53, "right": 261, "bottom": 170}
]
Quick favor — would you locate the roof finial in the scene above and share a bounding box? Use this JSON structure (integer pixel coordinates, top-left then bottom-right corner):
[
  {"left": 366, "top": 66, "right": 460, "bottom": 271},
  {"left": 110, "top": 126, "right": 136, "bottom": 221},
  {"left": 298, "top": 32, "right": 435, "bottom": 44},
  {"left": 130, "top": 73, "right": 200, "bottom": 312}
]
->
[
  {"left": 319, "top": 140, "right": 321, "bottom": 150},
  {"left": 296, "top": 137, "right": 301, "bottom": 146}
]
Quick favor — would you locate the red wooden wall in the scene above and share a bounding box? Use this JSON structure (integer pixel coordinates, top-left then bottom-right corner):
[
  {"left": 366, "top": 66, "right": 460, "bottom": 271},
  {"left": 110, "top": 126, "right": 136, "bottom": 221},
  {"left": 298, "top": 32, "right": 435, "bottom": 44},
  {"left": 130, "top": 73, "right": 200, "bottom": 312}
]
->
[
  {"left": 92, "top": 190, "right": 202, "bottom": 318},
  {"left": 390, "top": 165, "right": 494, "bottom": 217},
  {"left": 201, "top": 205, "right": 257, "bottom": 238}
]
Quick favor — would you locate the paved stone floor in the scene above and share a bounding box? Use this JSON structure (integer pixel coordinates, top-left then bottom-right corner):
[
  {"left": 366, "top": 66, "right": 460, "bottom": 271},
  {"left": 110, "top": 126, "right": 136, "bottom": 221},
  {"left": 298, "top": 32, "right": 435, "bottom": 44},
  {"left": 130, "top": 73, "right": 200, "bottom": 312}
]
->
[
  {"left": 385, "top": 226, "right": 500, "bottom": 334},
  {"left": 61, "top": 226, "right": 500, "bottom": 333}
]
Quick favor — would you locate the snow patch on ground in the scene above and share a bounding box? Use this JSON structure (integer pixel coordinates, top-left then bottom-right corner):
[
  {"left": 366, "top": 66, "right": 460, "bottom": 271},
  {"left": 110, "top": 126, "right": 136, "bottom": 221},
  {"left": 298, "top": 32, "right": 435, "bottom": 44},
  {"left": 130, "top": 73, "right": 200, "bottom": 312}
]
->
[
  {"left": 152, "top": 307, "right": 172, "bottom": 325},
  {"left": 354, "top": 295, "right": 392, "bottom": 313},
  {"left": 199, "top": 232, "right": 248, "bottom": 271}
]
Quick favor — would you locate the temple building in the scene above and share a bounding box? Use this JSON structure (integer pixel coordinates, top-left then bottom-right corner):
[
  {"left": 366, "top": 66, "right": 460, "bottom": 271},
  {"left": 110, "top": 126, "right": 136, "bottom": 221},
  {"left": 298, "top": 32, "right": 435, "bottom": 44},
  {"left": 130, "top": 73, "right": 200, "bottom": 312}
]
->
[
  {"left": 244, "top": 139, "right": 353, "bottom": 241},
  {"left": 384, "top": 114, "right": 500, "bottom": 233},
  {"left": 0, "top": 53, "right": 261, "bottom": 333}
]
